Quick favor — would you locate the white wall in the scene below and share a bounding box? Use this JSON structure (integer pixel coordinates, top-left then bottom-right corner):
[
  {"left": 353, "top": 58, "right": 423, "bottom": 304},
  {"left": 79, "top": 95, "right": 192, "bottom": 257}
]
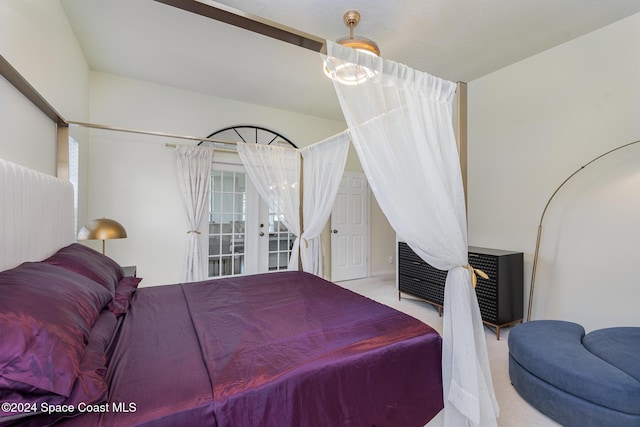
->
[
  {"left": 0, "top": 0, "right": 89, "bottom": 122},
  {"left": 86, "top": 71, "right": 361, "bottom": 285},
  {"left": 0, "top": 75, "right": 56, "bottom": 173},
  {"left": 468, "top": 13, "right": 640, "bottom": 331},
  {"left": 0, "top": 0, "right": 89, "bottom": 174},
  {"left": 0, "top": 0, "right": 396, "bottom": 283},
  {"left": 0, "top": 0, "right": 413, "bottom": 284}
]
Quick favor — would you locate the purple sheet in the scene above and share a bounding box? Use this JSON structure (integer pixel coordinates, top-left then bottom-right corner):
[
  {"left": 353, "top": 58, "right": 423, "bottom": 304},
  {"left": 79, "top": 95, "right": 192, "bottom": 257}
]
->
[
  {"left": 58, "top": 284, "right": 216, "bottom": 426},
  {"left": 58, "top": 271, "right": 442, "bottom": 426}
]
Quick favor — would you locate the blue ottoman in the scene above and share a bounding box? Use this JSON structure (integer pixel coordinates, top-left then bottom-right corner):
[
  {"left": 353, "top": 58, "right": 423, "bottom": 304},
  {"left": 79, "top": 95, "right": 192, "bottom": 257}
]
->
[{"left": 508, "top": 320, "right": 640, "bottom": 427}]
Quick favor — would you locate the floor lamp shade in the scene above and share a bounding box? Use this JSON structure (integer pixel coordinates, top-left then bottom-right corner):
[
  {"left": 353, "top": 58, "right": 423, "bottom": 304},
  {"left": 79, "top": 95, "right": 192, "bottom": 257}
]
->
[{"left": 77, "top": 218, "right": 127, "bottom": 254}]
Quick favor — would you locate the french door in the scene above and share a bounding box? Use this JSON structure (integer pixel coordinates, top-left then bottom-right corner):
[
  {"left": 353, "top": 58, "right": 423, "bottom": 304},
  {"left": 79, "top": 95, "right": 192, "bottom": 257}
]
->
[{"left": 208, "top": 163, "right": 294, "bottom": 278}]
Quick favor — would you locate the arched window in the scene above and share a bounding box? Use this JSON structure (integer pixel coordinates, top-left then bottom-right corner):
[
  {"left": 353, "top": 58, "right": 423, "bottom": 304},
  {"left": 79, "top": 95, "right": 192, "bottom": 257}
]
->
[{"left": 198, "top": 125, "right": 297, "bottom": 149}]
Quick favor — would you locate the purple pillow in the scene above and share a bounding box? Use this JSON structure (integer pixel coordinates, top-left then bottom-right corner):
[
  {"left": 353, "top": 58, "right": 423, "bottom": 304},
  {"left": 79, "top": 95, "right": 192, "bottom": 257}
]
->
[
  {"left": 0, "top": 263, "right": 113, "bottom": 397},
  {"left": 0, "top": 310, "right": 117, "bottom": 426},
  {"left": 108, "top": 276, "right": 143, "bottom": 317},
  {"left": 43, "top": 243, "right": 124, "bottom": 296}
]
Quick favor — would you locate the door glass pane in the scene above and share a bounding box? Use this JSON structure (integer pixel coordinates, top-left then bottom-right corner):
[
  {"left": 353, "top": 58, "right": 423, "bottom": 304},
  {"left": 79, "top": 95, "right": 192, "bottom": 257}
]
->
[
  {"left": 222, "top": 174, "right": 234, "bottom": 192},
  {"left": 209, "top": 169, "right": 246, "bottom": 277},
  {"left": 209, "top": 235, "right": 221, "bottom": 256},
  {"left": 222, "top": 193, "right": 234, "bottom": 212},
  {"left": 212, "top": 171, "right": 222, "bottom": 191},
  {"left": 234, "top": 174, "right": 245, "bottom": 192},
  {"left": 268, "top": 212, "right": 294, "bottom": 271}
]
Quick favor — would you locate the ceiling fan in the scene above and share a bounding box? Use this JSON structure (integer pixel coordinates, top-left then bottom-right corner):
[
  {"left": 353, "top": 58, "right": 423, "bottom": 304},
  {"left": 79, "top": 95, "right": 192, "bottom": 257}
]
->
[{"left": 153, "top": 0, "right": 383, "bottom": 85}]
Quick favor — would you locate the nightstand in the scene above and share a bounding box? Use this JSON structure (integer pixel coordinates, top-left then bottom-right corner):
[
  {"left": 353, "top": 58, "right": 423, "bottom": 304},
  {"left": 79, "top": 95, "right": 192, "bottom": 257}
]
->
[{"left": 122, "top": 266, "right": 137, "bottom": 278}]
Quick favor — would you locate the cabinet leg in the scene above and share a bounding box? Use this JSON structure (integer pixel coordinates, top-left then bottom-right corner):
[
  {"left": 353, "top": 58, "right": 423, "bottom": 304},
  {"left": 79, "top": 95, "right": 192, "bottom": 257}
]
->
[{"left": 484, "top": 319, "right": 522, "bottom": 340}]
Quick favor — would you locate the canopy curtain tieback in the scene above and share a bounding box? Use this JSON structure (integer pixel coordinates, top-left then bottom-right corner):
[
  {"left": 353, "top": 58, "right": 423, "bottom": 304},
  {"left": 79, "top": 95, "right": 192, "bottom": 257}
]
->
[
  {"left": 187, "top": 230, "right": 201, "bottom": 234},
  {"left": 463, "top": 265, "right": 489, "bottom": 288}
]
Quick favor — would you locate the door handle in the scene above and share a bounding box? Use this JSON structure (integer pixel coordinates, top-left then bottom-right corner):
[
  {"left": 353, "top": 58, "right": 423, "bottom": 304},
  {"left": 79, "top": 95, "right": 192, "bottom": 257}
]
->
[
  {"left": 259, "top": 232, "right": 265, "bottom": 236},
  {"left": 332, "top": 229, "right": 338, "bottom": 234}
]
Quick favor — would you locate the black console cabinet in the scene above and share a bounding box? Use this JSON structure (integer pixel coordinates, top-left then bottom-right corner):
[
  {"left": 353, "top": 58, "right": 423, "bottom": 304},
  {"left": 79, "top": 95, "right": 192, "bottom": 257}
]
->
[{"left": 397, "top": 242, "right": 523, "bottom": 339}]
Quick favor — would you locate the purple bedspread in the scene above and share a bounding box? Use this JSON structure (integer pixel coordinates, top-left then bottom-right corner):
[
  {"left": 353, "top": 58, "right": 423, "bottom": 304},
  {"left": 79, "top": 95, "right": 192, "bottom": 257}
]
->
[
  {"left": 58, "top": 284, "right": 216, "bottom": 427},
  {"left": 59, "top": 271, "right": 443, "bottom": 426}
]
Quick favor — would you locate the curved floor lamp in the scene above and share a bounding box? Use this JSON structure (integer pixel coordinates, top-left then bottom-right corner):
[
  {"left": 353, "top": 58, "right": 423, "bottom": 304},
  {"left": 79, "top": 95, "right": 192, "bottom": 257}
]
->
[{"left": 528, "top": 139, "right": 640, "bottom": 321}]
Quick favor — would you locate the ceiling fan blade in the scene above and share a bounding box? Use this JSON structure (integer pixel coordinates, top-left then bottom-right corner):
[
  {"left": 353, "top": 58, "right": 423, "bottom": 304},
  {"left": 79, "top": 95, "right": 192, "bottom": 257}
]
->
[{"left": 153, "top": 0, "right": 327, "bottom": 53}]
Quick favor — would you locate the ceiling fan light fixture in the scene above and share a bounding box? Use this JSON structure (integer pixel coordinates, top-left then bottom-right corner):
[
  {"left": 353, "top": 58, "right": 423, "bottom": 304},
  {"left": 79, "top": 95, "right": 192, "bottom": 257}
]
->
[
  {"left": 323, "top": 10, "right": 380, "bottom": 85},
  {"left": 337, "top": 10, "right": 380, "bottom": 56}
]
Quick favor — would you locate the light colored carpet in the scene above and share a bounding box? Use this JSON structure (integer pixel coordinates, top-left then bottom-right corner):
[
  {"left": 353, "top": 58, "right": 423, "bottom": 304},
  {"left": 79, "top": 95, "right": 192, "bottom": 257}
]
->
[{"left": 335, "top": 274, "right": 561, "bottom": 427}]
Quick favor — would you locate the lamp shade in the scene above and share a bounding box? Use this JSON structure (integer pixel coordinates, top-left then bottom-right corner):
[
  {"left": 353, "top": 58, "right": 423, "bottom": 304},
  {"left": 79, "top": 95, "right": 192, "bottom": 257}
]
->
[{"left": 78, "top": 218, "right": 127, "bottom": 241}]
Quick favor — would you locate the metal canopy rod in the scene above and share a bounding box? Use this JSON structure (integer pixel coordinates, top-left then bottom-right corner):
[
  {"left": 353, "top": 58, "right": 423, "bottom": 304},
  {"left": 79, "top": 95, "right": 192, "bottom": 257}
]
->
[
  {"left": 455, "top": 81, "right": 468, "bottom": 210},
  {"left": 0, "top": 55, "right": 67, "bottom": 126},
  {"left": 298, "top": 155, "right": 304, "bottom": 271},
  {"left": 67, "top": 120, "right": 238, "bottom": 146},
  {"left": 153, "top": 0, "right": 327, "bottom": 53}
]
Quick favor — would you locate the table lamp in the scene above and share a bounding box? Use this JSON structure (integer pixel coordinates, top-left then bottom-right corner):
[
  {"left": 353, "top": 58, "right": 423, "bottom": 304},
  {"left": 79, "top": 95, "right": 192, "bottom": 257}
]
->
[{"left": 77, "top": 218, "right": 127, "bottom": 255}]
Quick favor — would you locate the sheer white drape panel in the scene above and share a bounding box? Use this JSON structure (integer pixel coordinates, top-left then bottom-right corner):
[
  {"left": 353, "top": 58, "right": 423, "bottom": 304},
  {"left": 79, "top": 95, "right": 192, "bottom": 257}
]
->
[
  {"left": 325, "top": 41, "right": 499, "bottom": 426},
  {"left": 299, "top": 133, "right": 350, "bottom": 276},
  {"left": 175, "top": 146, "right": 214, "bottom": 282},
  {"left": 237, "top": 143, "right": 301, "bottom": 267}
]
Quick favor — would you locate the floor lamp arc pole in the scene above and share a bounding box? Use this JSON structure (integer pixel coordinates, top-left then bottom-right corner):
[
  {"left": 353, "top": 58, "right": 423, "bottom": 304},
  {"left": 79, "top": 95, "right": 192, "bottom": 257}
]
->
[{"left": 527, "top": 139, "right": 640, "bottom": 321}]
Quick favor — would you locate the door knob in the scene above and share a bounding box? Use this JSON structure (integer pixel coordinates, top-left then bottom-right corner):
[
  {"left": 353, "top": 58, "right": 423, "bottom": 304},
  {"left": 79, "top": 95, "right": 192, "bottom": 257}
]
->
[
  {"left": 259, "top": 232, "right": 265, "bottom": 236},
  {"left": 332, "top": 229, "right": 338, "bottom": 234}
]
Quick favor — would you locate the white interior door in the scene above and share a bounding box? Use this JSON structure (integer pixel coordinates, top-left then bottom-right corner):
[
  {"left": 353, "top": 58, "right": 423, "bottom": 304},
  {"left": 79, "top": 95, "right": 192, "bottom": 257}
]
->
[{"left": 330, "top": 172, "right": 369, "bottom": 282}]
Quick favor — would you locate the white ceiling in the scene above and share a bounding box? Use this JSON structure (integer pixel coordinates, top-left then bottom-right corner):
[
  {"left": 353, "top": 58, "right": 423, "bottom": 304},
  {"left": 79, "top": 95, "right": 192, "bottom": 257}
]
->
[{"left": 60, "top": 0, "right": 640, "bottom": 122}]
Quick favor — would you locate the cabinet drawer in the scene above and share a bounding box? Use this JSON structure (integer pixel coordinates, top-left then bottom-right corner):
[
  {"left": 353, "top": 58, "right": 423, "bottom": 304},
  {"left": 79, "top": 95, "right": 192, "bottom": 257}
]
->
[
  {"left": 398, "top": 243, "right": 447, "bottom": 279},
  {"left": 399, "top": 274, "right": 444, "bottom": 306},
  {"left": 469, "top": 254, "right": 498, "bottom": 301},
  {"left": 398, "top": 242, "right": 424, "bottom": 263},
  {"left": 398, "top": 259, "right": 447, "bottom": 283},
  {"left": 477, "top": 296, "right": 498, "bottom": 323}
]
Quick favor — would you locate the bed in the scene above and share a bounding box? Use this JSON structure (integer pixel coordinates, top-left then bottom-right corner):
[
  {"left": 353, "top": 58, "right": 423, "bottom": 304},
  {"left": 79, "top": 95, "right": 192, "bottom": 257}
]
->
[{"left": 0, "top": 158, "right": 444, "bottom": 427}]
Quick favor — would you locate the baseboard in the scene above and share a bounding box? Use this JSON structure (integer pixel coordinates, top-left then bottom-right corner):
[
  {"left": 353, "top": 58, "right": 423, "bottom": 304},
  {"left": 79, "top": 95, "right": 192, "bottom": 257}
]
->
[{"left": 371, "top": 269, "right": 395, "bottom": 277}]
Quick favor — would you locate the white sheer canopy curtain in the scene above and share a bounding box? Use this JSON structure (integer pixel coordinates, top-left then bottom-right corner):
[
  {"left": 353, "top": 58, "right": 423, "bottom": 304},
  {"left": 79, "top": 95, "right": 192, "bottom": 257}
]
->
[
  {"left": 324, "top": 41, "right": 499, "bottom": 427},
  {"left": 236, "top": 143, "right": 302, "bottom": 267},
  {"left": 174, "top": 146, "right": 214, "bottom": 282},
  {"left": 299, "top": 133, "right": 349, "bottom": 276},
  {"left": 237, "top": 136, "right": 349, "bottom": 275}
]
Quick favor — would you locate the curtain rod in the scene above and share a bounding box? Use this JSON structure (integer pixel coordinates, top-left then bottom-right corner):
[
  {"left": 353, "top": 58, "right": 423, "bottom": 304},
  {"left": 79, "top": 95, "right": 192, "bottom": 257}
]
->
[
  {"left": 68, "top": 121, "right": 353, "bottom": 153},
  {"left": 67, "top": 120, "right": 238, "bottom": 146},
  {"left": 164, "top": 143, "right": 238, "bottom": 154}
]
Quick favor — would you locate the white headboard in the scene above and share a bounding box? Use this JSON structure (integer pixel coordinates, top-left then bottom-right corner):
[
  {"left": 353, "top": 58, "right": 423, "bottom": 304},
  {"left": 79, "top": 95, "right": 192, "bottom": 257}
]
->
[{"left": 0, "top": 159, "right": 74, "bottom": 272}]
